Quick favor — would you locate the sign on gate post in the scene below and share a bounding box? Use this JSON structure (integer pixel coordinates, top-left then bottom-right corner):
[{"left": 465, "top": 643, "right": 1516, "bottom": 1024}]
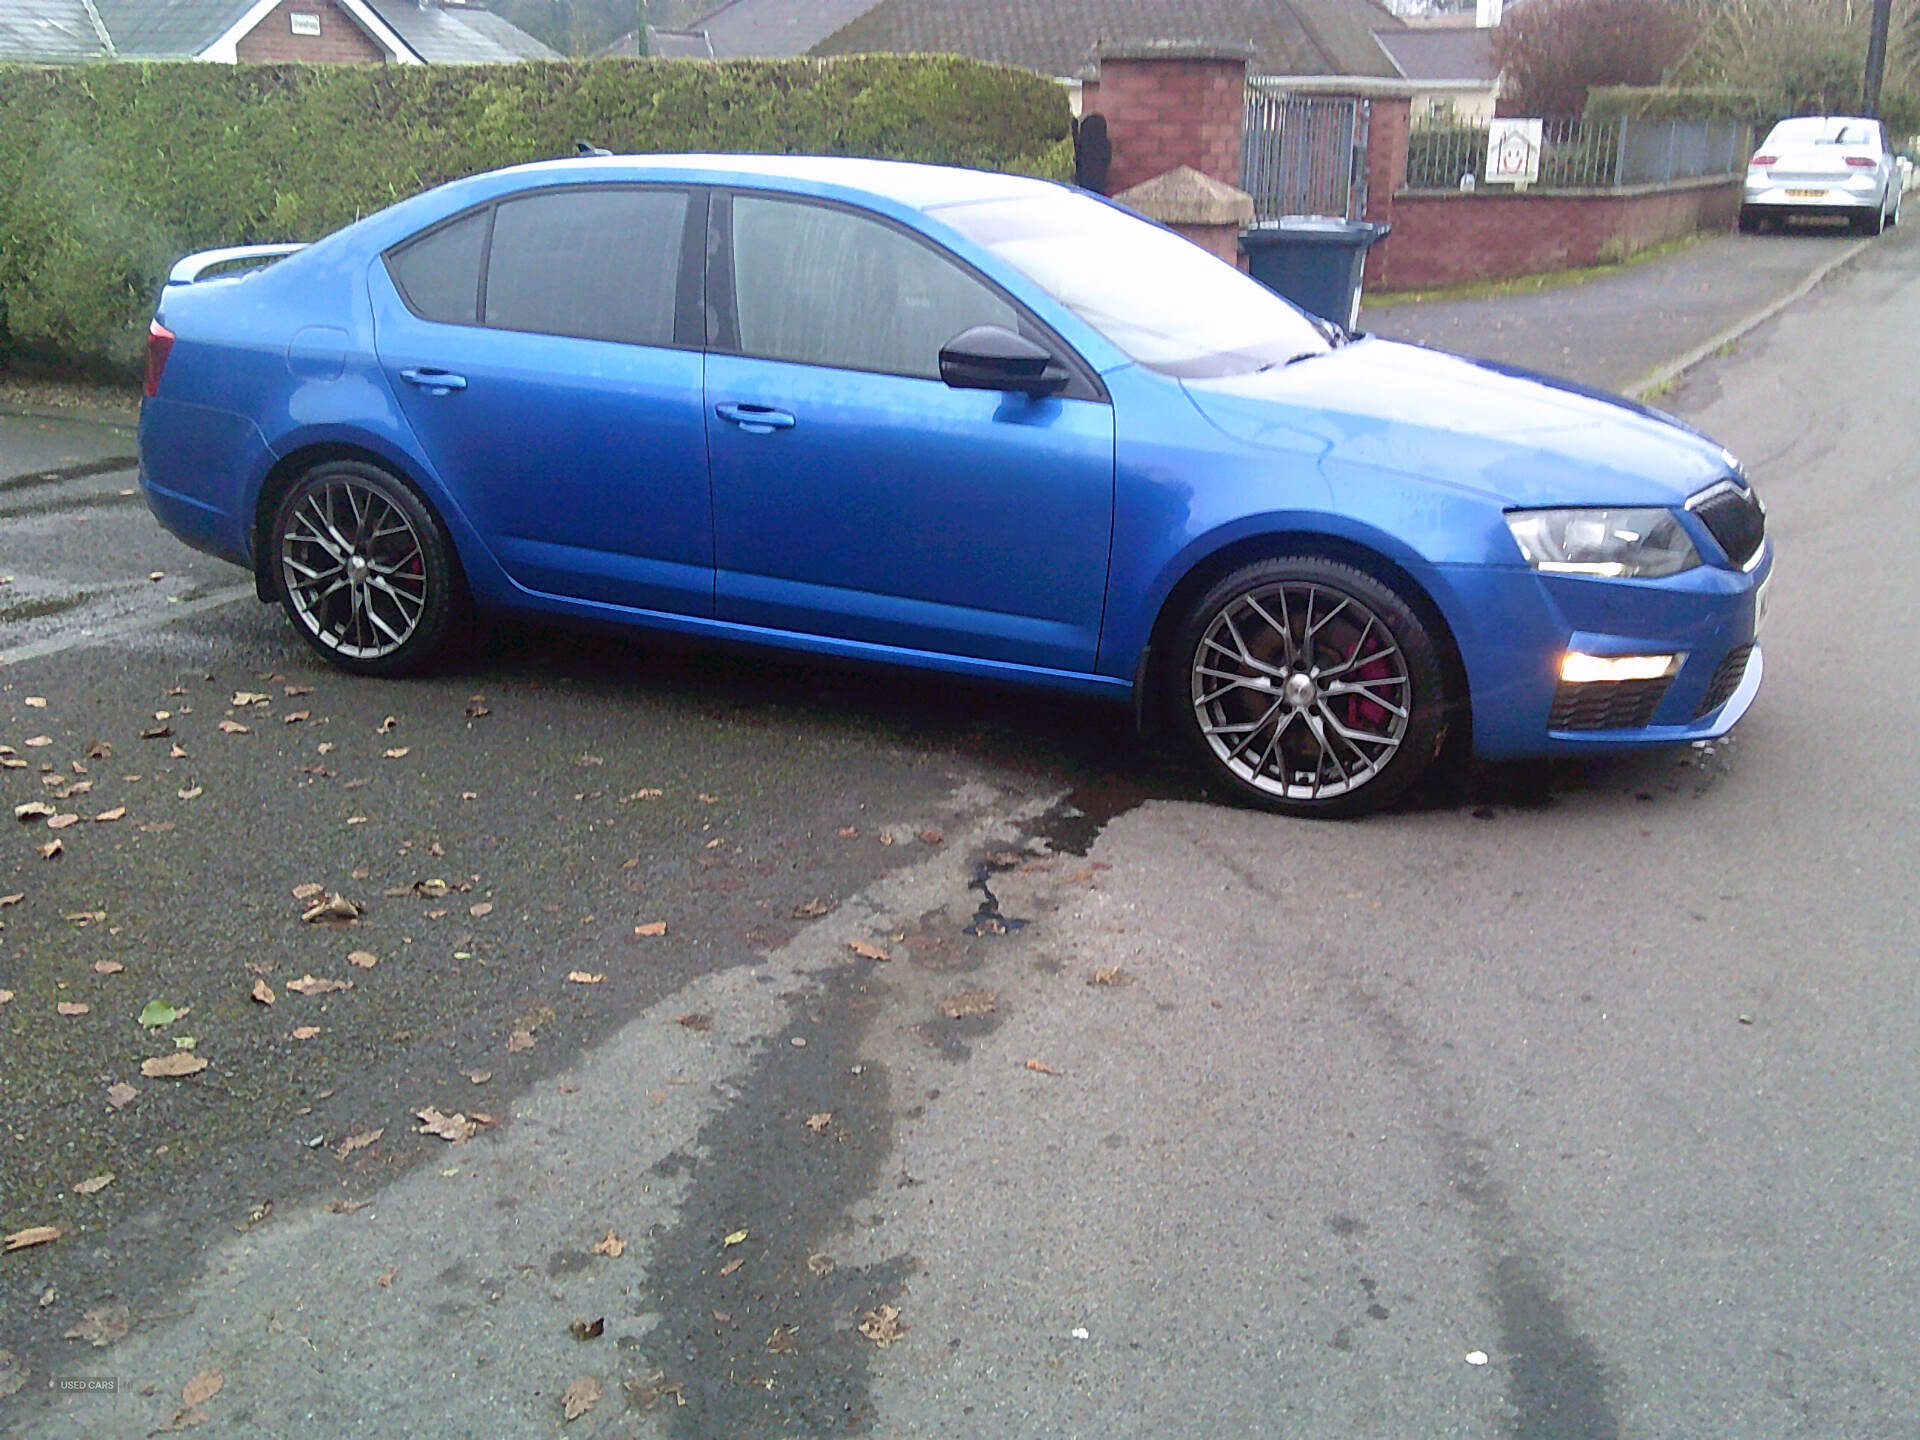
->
[{"left": 1486, "top": 118, "right": 1543, "bottom": 186}]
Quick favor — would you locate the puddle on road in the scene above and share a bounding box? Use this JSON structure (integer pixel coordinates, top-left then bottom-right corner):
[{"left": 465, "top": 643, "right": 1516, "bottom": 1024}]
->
[{"left": 0, "top": 588, "right": 95, "bottom": 624}]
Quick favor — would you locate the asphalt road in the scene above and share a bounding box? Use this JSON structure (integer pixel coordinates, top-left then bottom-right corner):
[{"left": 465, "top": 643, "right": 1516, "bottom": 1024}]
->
[{"left": 2, "top": 220, "right": 1915, "bottom": 1438}]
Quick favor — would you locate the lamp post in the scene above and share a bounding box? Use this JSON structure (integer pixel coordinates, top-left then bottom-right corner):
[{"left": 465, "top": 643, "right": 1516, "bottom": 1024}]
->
[{"left": 1862, "top": 0, "right": 1893, "bottom": 118}]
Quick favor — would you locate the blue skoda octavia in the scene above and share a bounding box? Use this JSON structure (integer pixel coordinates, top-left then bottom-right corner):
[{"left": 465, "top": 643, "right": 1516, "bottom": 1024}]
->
[{"left": 139, "top": 155, "right": 1769, "bottom": 817}]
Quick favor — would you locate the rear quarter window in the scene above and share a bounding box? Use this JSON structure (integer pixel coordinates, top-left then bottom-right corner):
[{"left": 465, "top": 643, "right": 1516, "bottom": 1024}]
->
[{"left": 385, "top": 209, "right": 489, "bottom": 325}]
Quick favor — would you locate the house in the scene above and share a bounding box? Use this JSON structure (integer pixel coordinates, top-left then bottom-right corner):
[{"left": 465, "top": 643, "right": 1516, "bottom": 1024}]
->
[
  {"left": 0, "top": 0, "right": 557, "bottom": 64},
  {"left": 1371, "top": 22, "right": 1500, "bottom": 122},
  {"left": 810, "top": 0, "right": 1411, "bottom": 81},
  {"left": 603, "top": 0, "right": 890, "bottom": 61}
]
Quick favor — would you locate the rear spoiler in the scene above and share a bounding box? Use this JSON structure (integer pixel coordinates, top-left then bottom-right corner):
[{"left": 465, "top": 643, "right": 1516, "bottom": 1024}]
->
[{"left": 167, "top": 244, "right": 307, "bottom": 286}]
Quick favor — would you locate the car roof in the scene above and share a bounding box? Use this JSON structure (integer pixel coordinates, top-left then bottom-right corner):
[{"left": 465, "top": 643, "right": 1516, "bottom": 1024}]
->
[{"left": 487, "top": 153, "right": 1061, "bottom": 211}]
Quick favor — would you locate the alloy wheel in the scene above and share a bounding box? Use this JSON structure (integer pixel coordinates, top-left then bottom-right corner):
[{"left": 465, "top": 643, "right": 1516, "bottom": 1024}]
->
[
  {"left": 280, "top": 477, "right": 430, "bottom": 661},
  {"left": 1190, "top": 581, "right": 1413, "bottom": 802}
]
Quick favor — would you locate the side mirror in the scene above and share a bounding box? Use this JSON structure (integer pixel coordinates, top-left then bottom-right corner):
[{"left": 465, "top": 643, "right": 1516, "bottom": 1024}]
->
[{"left": 939, "top": 325, "right": 1068, "bottom": 397}]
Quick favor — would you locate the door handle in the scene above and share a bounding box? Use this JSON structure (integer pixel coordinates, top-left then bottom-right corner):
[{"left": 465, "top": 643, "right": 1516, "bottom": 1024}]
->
[
  {"left": 715, "top": 402, "right": 796, "bottom": 435},
  {"left": 399, "top": 367, "right": 467, "bottom": 396}
]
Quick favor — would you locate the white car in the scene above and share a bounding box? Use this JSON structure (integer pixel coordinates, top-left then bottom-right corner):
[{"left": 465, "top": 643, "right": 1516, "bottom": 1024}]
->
[{"left": 1741, "top": 115, "right": 1902, "bottom": 235}]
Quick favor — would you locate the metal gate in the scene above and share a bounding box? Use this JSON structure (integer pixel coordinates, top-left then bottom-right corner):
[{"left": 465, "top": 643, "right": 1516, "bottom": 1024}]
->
[{"left": 1242, "top": 84, "right": 1370, "bottom": 221}]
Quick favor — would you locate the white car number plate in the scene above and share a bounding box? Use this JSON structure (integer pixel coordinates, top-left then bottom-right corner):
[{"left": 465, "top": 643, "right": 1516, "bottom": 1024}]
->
[{"left": 1785, "top": 188, "right": 1826, "bottom": 199}]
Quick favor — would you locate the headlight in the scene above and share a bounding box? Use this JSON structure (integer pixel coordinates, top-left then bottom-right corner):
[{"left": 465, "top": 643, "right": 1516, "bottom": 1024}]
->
[{"left": 1505, "top": 507, "right": 1700, "bottom": 578}]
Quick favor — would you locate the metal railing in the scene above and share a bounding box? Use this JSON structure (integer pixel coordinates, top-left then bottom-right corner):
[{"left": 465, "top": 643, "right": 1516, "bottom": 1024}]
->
[
  {"left": 1242, "top": 84, "right": 1370, "bottom": 220},
  {"left": 1403, "top": 117, "right": 1751, "bottom": 191}
]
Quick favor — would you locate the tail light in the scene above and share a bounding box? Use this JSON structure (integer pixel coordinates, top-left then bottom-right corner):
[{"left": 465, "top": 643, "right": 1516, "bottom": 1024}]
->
[
  {"left": 1749, "top": 155, "right": 1776, "bottom": 167},
  {"left": 1845, "top": 156, "right": 1877, "bottom": 168},
  {"left": 143, "top": 320, "right": 175, "bottom": 398}
]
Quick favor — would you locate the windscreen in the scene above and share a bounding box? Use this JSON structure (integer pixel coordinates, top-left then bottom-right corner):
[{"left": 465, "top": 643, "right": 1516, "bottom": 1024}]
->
[{"left": 931, "top": 189, "right": 1332, "bottom": 380}]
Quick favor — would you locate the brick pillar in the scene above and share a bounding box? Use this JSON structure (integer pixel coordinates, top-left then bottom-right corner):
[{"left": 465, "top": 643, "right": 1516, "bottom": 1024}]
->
[
  {"left": 1362, "top": 94, "right": 1412, "bottom": 288},
  {"left": 1083, "top": 40, "right": 1252, "bottom": 197}
]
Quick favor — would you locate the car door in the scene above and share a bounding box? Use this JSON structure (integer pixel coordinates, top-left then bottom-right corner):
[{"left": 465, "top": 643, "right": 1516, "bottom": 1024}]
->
[
  {"left": 703, "top": 190, "right": 1115, "bottom": 674},
  {"left": 372, "top": 183, "right": 712, "bottom": 615}
]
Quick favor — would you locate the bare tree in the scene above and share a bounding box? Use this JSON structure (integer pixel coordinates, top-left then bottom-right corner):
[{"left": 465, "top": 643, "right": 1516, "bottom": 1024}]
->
[{"left": 1493, "top": 0, "right": 1705, "bottom": 115}]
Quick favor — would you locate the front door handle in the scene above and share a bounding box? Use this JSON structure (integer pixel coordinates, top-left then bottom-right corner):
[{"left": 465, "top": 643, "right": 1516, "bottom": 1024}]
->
[
  {"left": 399, "top": 367, "right": 467, "bottom": 396},
  {"left": 715, "top": 402, "right": 796, "bottom": 435}
]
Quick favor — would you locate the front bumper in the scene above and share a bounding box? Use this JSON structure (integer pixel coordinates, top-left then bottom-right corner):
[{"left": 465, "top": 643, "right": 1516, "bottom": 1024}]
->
[{"left": 1437, "top": 541, "right": 1772, "bottom": 760}]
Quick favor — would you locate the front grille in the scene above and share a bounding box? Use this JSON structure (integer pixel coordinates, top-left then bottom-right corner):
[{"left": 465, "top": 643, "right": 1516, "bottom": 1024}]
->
[
  {"left": 1688, "top": 481, "right": 1765, "bottom": 568},
  {"left": 1549, "top": 676, "right": 1673, "bottom": 731},
  {"left": 1692, "top": 642, "right": 1754, "bottom": 719}
]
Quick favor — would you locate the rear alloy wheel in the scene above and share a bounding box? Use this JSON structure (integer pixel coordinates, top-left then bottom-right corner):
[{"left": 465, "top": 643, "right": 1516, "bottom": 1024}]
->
[
  {"left": 272, "top": 460, "right": 464, "bottom": 676},
  {"left": 1173, "top": 557, "right": 1447, "bottom": 818}
]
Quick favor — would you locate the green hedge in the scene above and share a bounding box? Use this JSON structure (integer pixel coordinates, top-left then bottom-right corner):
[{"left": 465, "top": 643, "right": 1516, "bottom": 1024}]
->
[
  {"left": 0, "top": 56, "right": 1075, "bottom": 374},
  {"left": 1584, "top": 86, "right": 1774, "bottom": 125}
]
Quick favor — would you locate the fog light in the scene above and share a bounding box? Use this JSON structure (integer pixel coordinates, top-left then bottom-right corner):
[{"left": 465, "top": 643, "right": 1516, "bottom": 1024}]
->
[{"left": 1560, "top": 652, "right": 1681, "bottom": 683}]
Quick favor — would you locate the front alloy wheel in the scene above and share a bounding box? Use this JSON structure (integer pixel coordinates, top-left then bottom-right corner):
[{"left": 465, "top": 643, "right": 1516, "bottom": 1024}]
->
[
  {"left": 1174, "top": 557, "right": 1447, "bottom": 817},
  {"left": 273, "top": 460, "right": 463, "bottom": 675}
]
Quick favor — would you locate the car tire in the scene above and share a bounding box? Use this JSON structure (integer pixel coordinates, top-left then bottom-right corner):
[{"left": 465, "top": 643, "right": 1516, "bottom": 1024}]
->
[
  {"left": 1737, "top": 207, "right": 1758, "bottom": 234},
  {"left": 1856, "top": 204, "right": 1885, "bottom": 236},
  {"left": 270, "top": 458, "right": 467, "bottom": 677},
  {"left": 1169, "top": 556, "right": 1448, "bottom": 819}
]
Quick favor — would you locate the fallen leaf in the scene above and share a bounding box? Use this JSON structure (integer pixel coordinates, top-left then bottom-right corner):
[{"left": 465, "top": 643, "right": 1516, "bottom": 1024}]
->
[
  {"left": 675, "top": 1012, "right": 712, "bottom": 1031},
  {"left": 63, "top": 1303, "right": 128, "bottom": 1347},
  {"left": 918, "top": 828, "right": 944, "bottom": 845},
  {"left": 942, "top": 989, "right": 997, "bottom": 1019},
  {"left": 383, "top": 747, "right": 410, "bottom": 760},
  {"left": 591, "top": 1229, "right": 626, "bottom": 1258},
  {"left": 415, "top": 1107, "right": 477, "bottom": 1143},
  {"left": 846, "top": 939, "right": 891, "bottom": 962},
  {"left": 56, "top": 1001, "right": 90, "bottom": 1016},
  {"left": 561, "top": 1375, "right": 602, "bottom": 1422},
  {"left": 858, "top": 1304, "right": 905, "bottom": 1348},
  {"left": 791, "top": 897, "right": 834, "bottom": 919},
  {"left": 250, "top": 978, "right": 276, "bottom": 1006},
  {"left": 0, "top": 991, "right": 12, "bottom": 1005},
  {"left": 377, "top": 715, "right": 398, "bottom": 733},
  {"left": 94, "top": 960, "right": 124, "bottom": 975},
  {"left": 138, "top": 1000, "right": 179, "bottom": 1027},
  {"left": 1025, "top": 1059, "right": 1061, "bottom": 1076},
  {"left": 168, "top": 743, "right": 187, "bottom": 758},
  {"left": 106, "top": 1082, "right": 136, "bottom": 1108},
  {"left": 806, "top": 1252, "right": 835, "bottom": 1277},
  {"left": 328, "top": 1199, "right": 372, "bottom": 1214},
  {"left": 570, "top": 1317, "right": 605, "bottom": 1341},
  {"left": 230, "top": 691, "right": 269, "bottom": 706},
  {"left": 567, "top": 971, "right": 605, "bottom": 985},
  {"left": 766, "top": 1323, "right": 798, "bottom": 1354},
  {"left": 72, "top": 1173, "right": 114, "bottom": 1195},
  {"left": 13, "top": 801, "right": 54, "bottom": 821},
  {"left": 413, "top": 878, "right": 450, "bottom": 898},
  {"left": 466, "top": 1069, "right": 491, "bottom": 1084},
  {"left": 3, "top": 1226, "right": 61, "bottom": 1252},
  {"left": 1089, "top": 967, "right": 1134, "bottom": 987},
  {"left": 722, "top": 1229, "right": 748, "bottom": 1248},
  {"left": 290, "top": 1026, "right": 321, "bottom": 1040},
  {"left": 316, "top": 741, "right": 335, "bottom": 754},
  {"left": 25, "top": 735, "right": 54, "bottom": 747},
  {"left": 141, "top": 1053, "right": 207, "bottom": 1078},
  {"left": 177, "top": 786, "right": 203, "bottom": 800},
  {"left": 291, "top": 882, "right": 325, "bottom": 900},
  {"left": 62, "top": 910, "right": 106, "bottom": 926},
  {"left": 92, "top": 807, "right": 126, "bottom": 822},
  {"left": 284, "top": 684, "right": 314, "bottom": 697},
  {"left": 283, "top": 711, "right": 309, "bottom": 724},
  {"left": 286, "top": 975, "right": 352, "bottom": 996},
  {"left": 300, "top": 893, "right": 361, "bottom": 925},
  {"left": 346, "top": 950, "right": 378, "bottom": 969},
  {"left": 46, "top": 813, "right": 79, "bottom": 829},
  {"left": 0, "top": 893, "right": 20, "bottom": 907},
  {"left": 633, "top": 920, "right": 668, "bottom": 937},
  {"left": 181, "top": 1369, "right": 222, "bottom": 1408},
  {"left": 376, "top": 1268, "right": 396, "bottom": 1288},
  {"left": 507, "top": 1028, "right": 536, "bottom": 1053},
  {"left": 465, "top": 696, "right": 490, "bottom": 718},
  {"left": 38, "top": 840, "right": 64, "bottom": 860},
  {"left": 216, "top": 720, "right": 250, "bottom": 735},
  {"left": 718, "top": 1256, "right": 744, "bottom": 1276},
  {"left": 838, "top": 825, "right": 859, "bottom": 837},
  {"left": 469, "top": 901, "right": 492, "bottom": 918},
  {"left": 805, "top": 1112, "right": 832, "bottom": 1133},
  {"left": 24, "top": 696, "right": 46, "bottom": 707},
  {"left": 336, "top": 1128, "right": 384, "bottom": 1158}
]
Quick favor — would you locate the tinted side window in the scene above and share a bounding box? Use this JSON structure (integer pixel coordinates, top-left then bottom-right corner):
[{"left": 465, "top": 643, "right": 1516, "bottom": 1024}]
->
[
  {"left": 386, "top": 209, "right": 489, "bottom": 325},
  {"left": 731, "top": 195, "right": 1018, "bottom": 379},
  {"left": 484, "top": 188, "right": 689, "bottom": 347}
]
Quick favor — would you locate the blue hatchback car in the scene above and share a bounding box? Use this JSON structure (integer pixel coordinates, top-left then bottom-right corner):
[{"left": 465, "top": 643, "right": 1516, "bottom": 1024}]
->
[{"left": 140, "top": 154, "right": 1769, "bottom": 816}]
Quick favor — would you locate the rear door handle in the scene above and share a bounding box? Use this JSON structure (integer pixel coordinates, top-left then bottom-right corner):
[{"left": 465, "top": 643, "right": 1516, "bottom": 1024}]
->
[
  {"left": 399, "top": 367, "right": 467, "bottom": 396},
  {"left": 715, "top": 402, "right": 796, "bottom": 435}
]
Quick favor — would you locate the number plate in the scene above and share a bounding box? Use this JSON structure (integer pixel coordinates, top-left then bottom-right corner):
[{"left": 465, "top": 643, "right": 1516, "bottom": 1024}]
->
[{"left": 1785, "top": 188, "right": 1827, "bottom": 199}]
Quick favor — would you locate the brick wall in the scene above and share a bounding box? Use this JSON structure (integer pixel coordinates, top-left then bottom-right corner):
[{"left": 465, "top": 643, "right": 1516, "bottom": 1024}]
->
[
  {"left": 1089, "top": 52, "right": 1247, "bottom": 196},
  {"left": 235, "top": 0, "right": 388, "bottom": 62},
  {"left": 1360, "top": 96, "right": 1411, "bottom": 287},
  {"left": 1373, "top": 178, "right": 1743, "bottom": 291}
]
